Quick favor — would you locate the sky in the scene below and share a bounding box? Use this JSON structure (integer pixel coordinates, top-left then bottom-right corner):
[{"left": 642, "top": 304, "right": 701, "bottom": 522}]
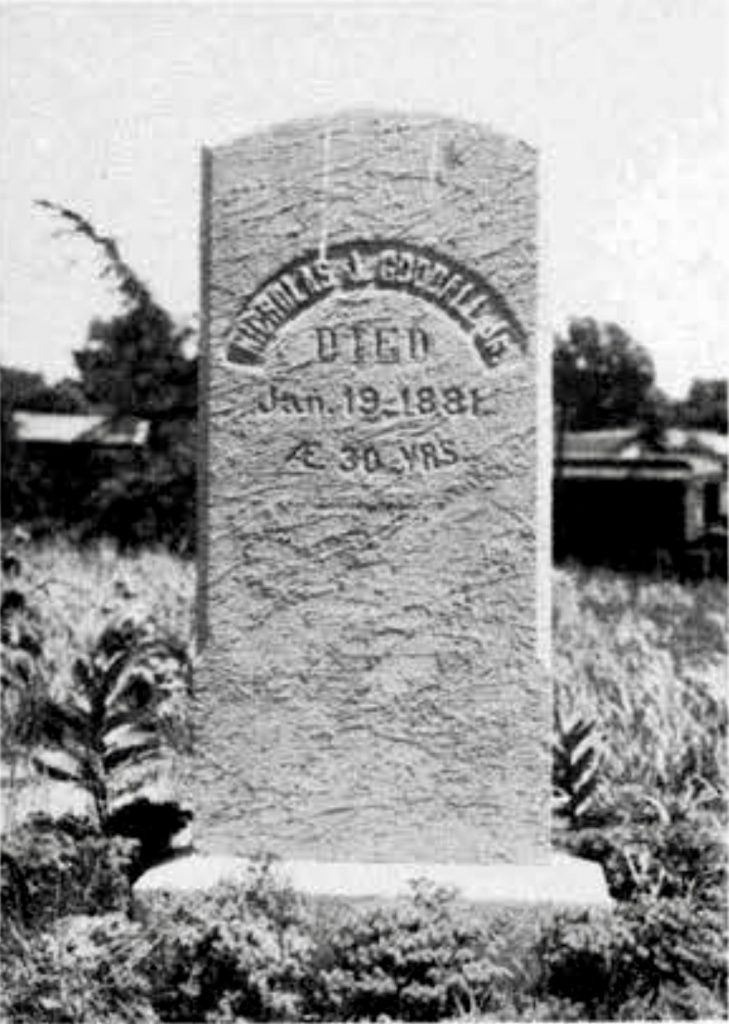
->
[{"left": 0, "top": 0, "right": 726, "bottom": 397}]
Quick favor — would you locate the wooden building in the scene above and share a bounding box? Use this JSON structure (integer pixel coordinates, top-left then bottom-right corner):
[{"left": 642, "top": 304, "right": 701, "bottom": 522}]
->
[
  {"left": 6, "top": 412, "right": 150, "bottom": 528},
  {"left": 554, "top": 428, "right": 727, "bottom": 576}
]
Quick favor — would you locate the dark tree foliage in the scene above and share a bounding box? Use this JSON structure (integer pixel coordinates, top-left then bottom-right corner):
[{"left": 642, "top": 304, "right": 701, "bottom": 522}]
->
[
  {"left": 4, "top": 203, "right": 199, "bottom": 550},
  {"left": 1, "top": 367, "right": 89, "bottom": 414},
  {"left": 678, "top": 378, "right": 727, "bottom": 433},
  {"left": 1, "top": 369, "right": 38, "bottom": 527},
  {"left": 81, "top": 312, "right": 197, "bottom": 428},
  {"left": 553, "top": 318, "right": 657, "bottom": 432},
  {"left": 35, "top": 201, "right": 196, "bottom": 433},
  {"left": 1, "top": 368, "right": 46, "bottom": 410}
]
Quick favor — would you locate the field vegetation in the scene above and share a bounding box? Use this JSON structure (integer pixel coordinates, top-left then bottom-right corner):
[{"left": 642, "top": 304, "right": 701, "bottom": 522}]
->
[{"left": 1, "top": 540, "right": 726, "bottom": 1021}]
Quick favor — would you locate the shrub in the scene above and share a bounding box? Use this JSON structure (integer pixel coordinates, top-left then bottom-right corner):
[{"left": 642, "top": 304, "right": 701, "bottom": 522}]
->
[
  {"left": 1, "top": 543, "right": 51, "bottom": 777},
  {"left": 0, "top": 912, "right": 158, "bottom": 1024},
  {"left": 558, "top": 809, "right": 726, "bottom": 906},
  {"left": 139, "top": 866, "right": 314, "bottom": 1022},
  {"left": 135, "top": 872, "right": 522, "bottom": 1023},
  {"left": 534, "top": 897, "right": 727, "bottom": 1020},
  {"left": 305, "top": 882, "right": 515, "bottom": 1021},
  {"left": 0, "top": 814, "right": 137, "bottom": 930},
  {"left": 84, "top": 444, "right": 196, "bottom": 554}
]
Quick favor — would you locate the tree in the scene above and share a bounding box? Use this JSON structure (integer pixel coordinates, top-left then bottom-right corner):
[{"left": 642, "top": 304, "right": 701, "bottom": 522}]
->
[
  {"left": 1, "top": 368, "right": 46, "bottom": 526},
  {"left": 1, "top": 367, "right": 90, "bottom": 414},
  {"left": 35, "top": 201, "right": 196, "bottom": 436},
  {"left": 1, "top": 367, "right": 46, "bottom": 410},
  {"left": 34, "top": 202, "right": 197, "bottom": 550},
  {"left": 678, "top": 379, "right": 727, "bottom": 433},
  {"left": 553, "top": 318, "right": 657, "bottom": 432},
  {"left": 32, "top": 613, "right": 191, "bottom": 830},
  {"left": 31, "top": 377, "right": 90, "bottom": 414}
]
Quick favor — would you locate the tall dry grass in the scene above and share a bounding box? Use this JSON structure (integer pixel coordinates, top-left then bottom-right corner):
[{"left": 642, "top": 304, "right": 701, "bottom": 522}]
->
[
  {"left": 553, "top": 564, "right": 727, "bottom": 820},
  {"left": 12, "top": 540, "right": 195, "bottom": 696},
  {"left": 4, "top": 541, "right": 727, "bottom": 827}
]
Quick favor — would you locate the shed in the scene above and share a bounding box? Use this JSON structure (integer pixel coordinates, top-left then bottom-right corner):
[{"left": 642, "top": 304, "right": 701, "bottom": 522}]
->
[
  {"left": 6, "top": 412, "right": 151, "bottom": 528},
  {"left": 554, "top": 428, "right": 726, "bottom": 574}
]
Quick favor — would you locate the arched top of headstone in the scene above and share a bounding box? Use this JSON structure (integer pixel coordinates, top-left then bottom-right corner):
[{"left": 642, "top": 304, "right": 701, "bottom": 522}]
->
[
  {"left": 203, "top": 110, "right": 537, "bottom": 365},
  {"left": 211, "top": 109, "right": 536, "bottom": 154}
]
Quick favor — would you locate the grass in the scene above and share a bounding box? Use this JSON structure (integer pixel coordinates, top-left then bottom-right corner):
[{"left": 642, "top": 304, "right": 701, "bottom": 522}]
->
[
  {"left": 4, "top": 541, "right": 726, "bottom": 826},
  {"left": 1, "top": 540, "right": 726, "bottom": 1021},
  {"left": 17, "top": 540, "right": 195, "bottom": 691},
  {"left": 553, "top": 564, "right": 727, "bottom": 820}
]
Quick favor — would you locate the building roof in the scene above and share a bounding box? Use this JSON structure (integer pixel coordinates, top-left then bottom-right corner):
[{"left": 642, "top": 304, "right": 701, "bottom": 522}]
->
[
  {"left": 559, "top": 429, "right": 637, "bottom": 459},
  {"left": 670, "top": 429, "right": 727, "bottom": 459},
  {"left": 12, "top": 412, "right": 150, "bottom": 447},
  {"left": 558, "top": 428, "right": 726, "bottom": 482},
  {"left": 562, "top": 427, "right": 724, "bottom": 458},
  {"left": 559, "top": 460, "right": 697, "bottom": 482}
]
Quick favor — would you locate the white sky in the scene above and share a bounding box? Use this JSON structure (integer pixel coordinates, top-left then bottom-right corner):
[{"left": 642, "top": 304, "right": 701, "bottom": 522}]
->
[{"left": 1, "top": 0, "right": 726, "bottom": 397}]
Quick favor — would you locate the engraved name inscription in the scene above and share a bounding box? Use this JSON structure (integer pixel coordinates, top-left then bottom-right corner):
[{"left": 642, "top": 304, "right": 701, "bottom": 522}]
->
[{"left": 226, "top": 239, "right": 527, "bottom": 368}]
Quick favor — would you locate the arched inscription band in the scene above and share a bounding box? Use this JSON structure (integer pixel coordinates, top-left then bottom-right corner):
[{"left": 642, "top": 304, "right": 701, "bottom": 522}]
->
[{"left": 226, "top": 239, "right": 528, "bottom": 369}]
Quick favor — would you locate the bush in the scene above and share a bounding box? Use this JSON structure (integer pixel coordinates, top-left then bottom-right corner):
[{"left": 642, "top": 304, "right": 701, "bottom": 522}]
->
[
  {"left": 1, "top": 541, "right": 50, "bottom": 766},
  {"left": 558, "top": 810, "right": 726, "bottom": 906},
  {"left": 84, "top": 442, "right": 195, "bottom": 554},
  {"left": 134, "top": 872, "right": 522, "bottom": 1023},
  {"left": 0, "top": 913, "right": 158, "bottom": 1024},
  {"left": 139, "top": 866, "right": 314, "bottom": 1022},
  {"left": 306, "top": 881, "right": 515, "bottom": 1021},
  {"left": 534, "top": 897, "right": 727, "bottom": 1020},
  {"left": 1, "top": 814, "right": 137, "bottom": 930}
]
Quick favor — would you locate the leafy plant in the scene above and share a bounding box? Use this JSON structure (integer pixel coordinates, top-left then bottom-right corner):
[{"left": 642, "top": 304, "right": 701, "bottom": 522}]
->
[
  {"left": 2, "top": 545, "right": 49, "bottom": 757},
  {"left": 561, "top": 811, "right": 727, "bottom": 907},
  {"left": 306, "top": 881, "right": 515, "bottom": 1021},
  {"left": 552, "top": 707, "right": 602, "bottom": 827},
  {"left": 136, "top": 872, "right": 522, "bottom": 1023},
  {"left": 139, "top": 867, "right": 314, "bottom": 1023},
  {"left": 31, "top": 611, "right": 192, "bottom": 842},
  {"left": 1, "top": 912, "right": 157, "bottom": 1024},
  {"left": 1, "top": 814, "right": 137, "bottom": 930},
  {"left": 534, "top": 897, "right": 727, "bottom": 1020}
]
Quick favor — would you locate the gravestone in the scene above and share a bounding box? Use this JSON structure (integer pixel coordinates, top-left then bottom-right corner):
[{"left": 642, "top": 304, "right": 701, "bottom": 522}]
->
[{"left": 192, "top": 111, "right": 552, "bottom": 867}]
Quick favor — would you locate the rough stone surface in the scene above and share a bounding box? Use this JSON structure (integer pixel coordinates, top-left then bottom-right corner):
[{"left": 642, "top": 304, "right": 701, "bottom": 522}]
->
[{"left": 192, "top": 112, "right": 548, "bottom": 863}]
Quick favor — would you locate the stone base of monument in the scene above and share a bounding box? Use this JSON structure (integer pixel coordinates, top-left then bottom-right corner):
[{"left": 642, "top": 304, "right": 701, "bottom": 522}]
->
[{"left": 132, "top": 852, "right": 611, "bottom": 919}]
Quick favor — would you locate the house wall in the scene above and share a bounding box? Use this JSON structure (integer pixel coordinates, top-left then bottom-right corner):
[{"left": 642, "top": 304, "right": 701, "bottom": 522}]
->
[{"left": 554, "top": 478, "right": 687, "bottom": 568}]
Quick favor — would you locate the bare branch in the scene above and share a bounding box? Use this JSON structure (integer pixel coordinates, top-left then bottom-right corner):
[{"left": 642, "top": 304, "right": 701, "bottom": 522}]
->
[{"left": 34, "top": 199, "right": 156, "bottom": 311}]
